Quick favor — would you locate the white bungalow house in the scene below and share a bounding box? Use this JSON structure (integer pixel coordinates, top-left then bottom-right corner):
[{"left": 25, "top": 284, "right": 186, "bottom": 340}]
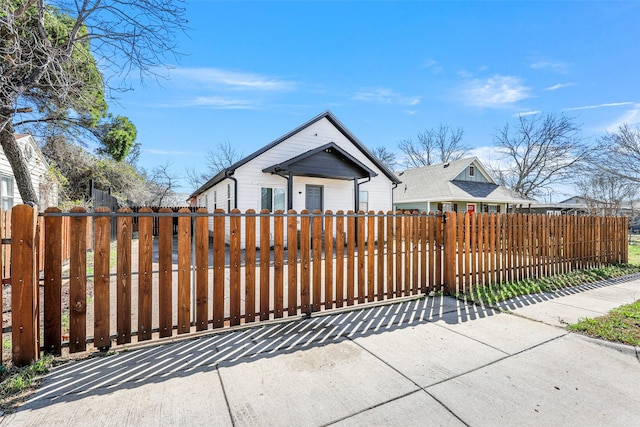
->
[
  {"left": 393, "top": 157, "right": 532, "bottom": 213},
  {"left": 189, "top": 111, "right": 401, "bottom": 245},
  {"left": 0, "top": 134, "right": 58, "bottom": 210}
]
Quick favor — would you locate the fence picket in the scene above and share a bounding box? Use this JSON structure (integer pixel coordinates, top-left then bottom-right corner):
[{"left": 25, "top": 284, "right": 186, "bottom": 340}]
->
[
  {"left": 312, "top": 210, "right": 322, "bottom": 312},
  {"left": 411, "top": 212, "right": 419, "bottom": 295},
  {"left": 457, "top": 212, "right": 464, "bottom": 290},
  {"left": 92, "top": 208, "right": 111, "bottom": 349},
  {"left": 196, "top": 208, "right": 209, "bottom": 331},
  {"left": 177, "top": 208, "right": 191, "bottom": 334},
  {"left": 230, "top": 209, "right": 241, "bottom": 326},
  {"left": 44, "top": 207, "right": 63, "bottom": 355},
  {"left": 335, "top": 211, "right": 345, "bottom": 308},
  {"left": 325, "top": 211, "right": 334, "bottom": 309},
  {"left": 395, "top": 211, "right": 402, "bottom": 298},
  {"left": 212, "top": 209, "right": 225, "bottom": 328},
  {"left": 260, "top": 209, "right": 271, "bottom": 320},
  {"left": 116, "top": 208, "right": 132, "bottom": 345},
  {"left": 69, "top": 207, "right": 87, "bottom": 353},
  {"left": 11, "top": 206, "right": 39, "bottom": 366},
  {"left": 274, "top": 210, "right": 284, "bottom": 318},
  {"left": 420, "top": 212, "right": 427, "bottom": 293},
  {"left": 403, "top": 212, "right": 411, "bottom": 296},
  {"left": 357, "top": 211, "right": 366, "bottom": 304},
  {"left": 287, "top": 210, "right": 298, "bottom": 315},
  {"left": 378, "top": 212, "right": 386, "bottom": 298},
  {"left": 368, "top": 211, "right": 375, "bottom": 301},
  {"left": 300, "top": 210, "right": 311, "bottom": 314},
  {"left": 386, "top": 211, "right": 394, "bottom": 298},
  {"left": 138, "top": 207, "right": 153, "bottom": 341},
  {"left": 246, "top": 210, "right": 257, "bottom": 322},
  {"left": 158, "top": 208, "right": 173, "bottom": 338},
  {"left": 347, "top": 211, "right": 355, "bottom": 306}
]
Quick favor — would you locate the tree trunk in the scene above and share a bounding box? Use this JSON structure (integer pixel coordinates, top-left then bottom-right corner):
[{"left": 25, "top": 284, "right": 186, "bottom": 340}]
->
[{"left": 0, "top": 123, "right": 38, "bottom": 206}]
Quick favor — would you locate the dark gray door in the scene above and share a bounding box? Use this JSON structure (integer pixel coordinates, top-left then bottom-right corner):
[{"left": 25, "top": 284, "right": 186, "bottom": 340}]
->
[{"left": 305, "top": 185, "right": 323, "bottom": 212}]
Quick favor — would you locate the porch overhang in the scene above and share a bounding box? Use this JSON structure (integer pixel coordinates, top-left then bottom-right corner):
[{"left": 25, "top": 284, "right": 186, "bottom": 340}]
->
[{"left": 262, "top": 142, "right": 377, "bottom": 180}]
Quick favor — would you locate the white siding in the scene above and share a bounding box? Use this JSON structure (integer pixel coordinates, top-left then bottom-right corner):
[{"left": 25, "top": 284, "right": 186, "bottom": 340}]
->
[
  {"left": 197, "top": 116, "right": 397, "bottom": 248},
  {"left": 0, "top": 135, "right": 58, "bottom": 210},
  {"left": 234, "top": 117, "right": 394, "bottom": 213}
]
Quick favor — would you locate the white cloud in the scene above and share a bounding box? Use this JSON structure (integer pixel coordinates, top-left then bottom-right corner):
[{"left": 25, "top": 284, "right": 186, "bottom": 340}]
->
[
  {"left": 460, "top": 75, "right": 532, "bottom": 108},
  {"left": 169, "top": 67, "right": 297, "bottom": 91},
  {"left": 545, "top": 82, "right": 577, "bottom": 91},
  {"left": 421, "top": 58, "right": 442, "bottom": 74},
  {"left": 605, "top": 103, "right": 640, "bottom": 132},
  {"left": 530, "top": 60, "right": 569, "bottom": 73},
  {"left": 563, "top": 102, "right": 634, "bottom": 111},
  {"left": 154, "top": 96, "right": 255, "bottom": 109},
  {"left": 514, "top": 110, "right": 541, "bottom": 117},
  {"left": 352, "top": 87, "right": 421, "bottom": 106}
]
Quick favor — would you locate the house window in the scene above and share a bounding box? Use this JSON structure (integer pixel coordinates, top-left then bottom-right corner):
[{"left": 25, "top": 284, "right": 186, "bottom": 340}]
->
[
  {"left": 359, "top": 191, "right": 369, "bottom": 212},
  {"left": 440, "top": 202, "right": 453, "bottom": 212},
  {"left": 213, "top": 191, "right": 217, "bottom": 210},
  {"left": 261, "top": 187, "right": 285, "bottom": 212},
  {"left": 1, "top": 176, "right": 14, "bottom": 211},
  {"left": 227, "top": 184, "right": 231, "bottom": 212},
  {"left": 469, "top": 166, "right": 475, "bottom": 177}
]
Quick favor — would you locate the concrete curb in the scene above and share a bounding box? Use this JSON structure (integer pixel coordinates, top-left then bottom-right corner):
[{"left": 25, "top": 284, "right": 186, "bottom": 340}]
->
[{"left": 573, "top": 333, "right": 640, "bottom": 359}]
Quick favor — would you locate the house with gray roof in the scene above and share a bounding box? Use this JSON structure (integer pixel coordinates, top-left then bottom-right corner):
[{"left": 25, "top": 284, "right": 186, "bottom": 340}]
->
[
  {"left": 189, "top": 111, "right": 401, "bottom": 246},
  {"left": 393, "top": 157, "right": 532, "bottom": 214}
]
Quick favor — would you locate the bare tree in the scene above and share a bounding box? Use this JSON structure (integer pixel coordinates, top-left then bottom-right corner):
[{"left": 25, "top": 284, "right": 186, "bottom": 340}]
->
[
  {"left": 206, "top": 140, "right": 243, "bottom": 175},
  {"left": 594, "top": 124, "right": 640, "bottom": 183},
  {"left": 0, "top": 1, "right": 186, "bottom": 204},
  {"left": 185, "top": 167, "right": 208, "bottom": 192},
  {"left": 371, "top": 146, "right": 398, "bottom": 171},
  {"left": 148, "top": 162, "right": 178, "bottom": 206},
  {"left": 493, "top": 113, "right": 590, "bottom": 199},
  {"left": 575, "top": 170, "right": 637, "bottom": 216},
  {"left": 398, "top": 125, "right": 467, "bottom": 168}
]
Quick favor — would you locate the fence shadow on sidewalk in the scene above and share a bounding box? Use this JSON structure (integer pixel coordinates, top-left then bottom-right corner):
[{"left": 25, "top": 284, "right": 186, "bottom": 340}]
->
[
  {"left": 16, "top": 272, "right": 640, "bottom": 412},
  {"left": 19, "top": 294, "right": 500, "bottom": 410}
]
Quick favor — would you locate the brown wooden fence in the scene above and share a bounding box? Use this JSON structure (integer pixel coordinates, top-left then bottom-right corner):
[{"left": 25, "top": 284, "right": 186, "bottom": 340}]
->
[
  {"left": 6, "top": 206, "right": 628, "bottom": 366},
  {"left": 1, "top": 209, "right": 93, "bottom": 285}
]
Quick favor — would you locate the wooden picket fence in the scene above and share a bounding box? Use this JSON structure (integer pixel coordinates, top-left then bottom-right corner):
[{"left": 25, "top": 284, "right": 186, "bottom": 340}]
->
[
  {"left": 5, "top": 205, "right": 628, "bottom": 366},
  {"left": 0, "top": 209, "right": 92, "bottom": 285}
]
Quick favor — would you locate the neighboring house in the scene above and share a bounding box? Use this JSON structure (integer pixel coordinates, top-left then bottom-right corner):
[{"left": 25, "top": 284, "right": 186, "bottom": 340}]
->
[
  {"left": 189, "top": 110, "right": 401, "bottom": 245},
  {"left": 393, "top": 157, "right": 532, "bottom": 214},
  {"left": 524, "top": 196, "right": 591, "bottom": 216},
  {"left": 0, "top": 134, "right": 58, "bottom": 210},
  {"left": 527, "top": 196, "right": 639, "bottom": 217}
]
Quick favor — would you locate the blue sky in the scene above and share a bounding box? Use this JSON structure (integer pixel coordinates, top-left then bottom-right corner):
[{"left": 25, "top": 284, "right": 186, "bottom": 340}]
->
[{"left": 108, "top": 1, "right": 640, "bottom": 199}]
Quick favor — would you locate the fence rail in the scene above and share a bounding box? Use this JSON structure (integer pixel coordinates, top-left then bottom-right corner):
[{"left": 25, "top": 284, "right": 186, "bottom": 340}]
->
[{"left": 4, "top": 205, "right": 628, "bottom": 366}]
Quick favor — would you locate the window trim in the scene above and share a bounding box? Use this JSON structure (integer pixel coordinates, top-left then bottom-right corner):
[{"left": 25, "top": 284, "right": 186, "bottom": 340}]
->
[{"left": 0, "top": 175, "right": 14, "bottom": 211}]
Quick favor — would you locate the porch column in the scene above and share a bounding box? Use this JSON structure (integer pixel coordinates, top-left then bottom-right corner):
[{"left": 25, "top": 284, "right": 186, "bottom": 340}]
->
[
  {"left": 354, "top": 179, "right": 359, "bottom": 212},
  {"left": 287, "top": 174, "right": 294, "bottom": 210}
]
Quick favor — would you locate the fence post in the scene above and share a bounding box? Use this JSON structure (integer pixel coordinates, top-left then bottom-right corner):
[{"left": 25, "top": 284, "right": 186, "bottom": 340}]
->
[
  {"left": 442, "top": 211, "right": 457, "bottom": 295},
  {"left": 11, "top": 204, "right": 39, "bottom": 367}
]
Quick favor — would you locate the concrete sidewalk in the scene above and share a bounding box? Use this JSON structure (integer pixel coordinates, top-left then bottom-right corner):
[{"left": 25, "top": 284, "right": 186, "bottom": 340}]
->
[{"left": 3, "top": 275, "right": 640, "bottom": 426}]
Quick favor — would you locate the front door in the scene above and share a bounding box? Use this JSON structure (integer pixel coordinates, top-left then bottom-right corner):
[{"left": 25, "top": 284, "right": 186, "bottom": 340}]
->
[{"left": 305, "top": 185, "right": 323, "bottom": 212}]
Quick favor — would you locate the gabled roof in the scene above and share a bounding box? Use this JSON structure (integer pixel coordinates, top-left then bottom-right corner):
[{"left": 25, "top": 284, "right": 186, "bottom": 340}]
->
[
  {"left": 394, "top": 157, "right": 532, "bottom": 205},
  {"left": 262, "top": 142, "right": 377, "bottom": 180},
  {"left": 190, "top": 110, "right": 400, "bottom": 198}
]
